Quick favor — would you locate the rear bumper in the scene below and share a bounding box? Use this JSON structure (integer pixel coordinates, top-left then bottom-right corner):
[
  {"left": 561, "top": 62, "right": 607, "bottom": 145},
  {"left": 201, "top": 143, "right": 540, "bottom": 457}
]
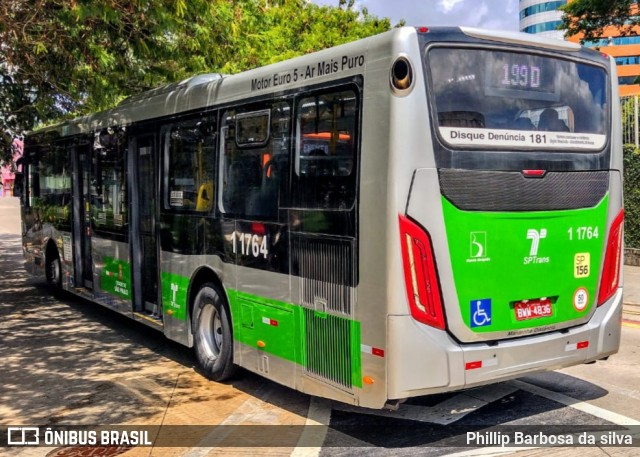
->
[{"left": 387, "top": 288, "right": 622, "bottom": 400}]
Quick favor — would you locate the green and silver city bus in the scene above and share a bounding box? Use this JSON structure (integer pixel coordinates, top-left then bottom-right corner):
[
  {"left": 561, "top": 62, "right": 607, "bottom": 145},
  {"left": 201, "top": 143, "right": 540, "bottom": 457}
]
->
[{"left": 20, "top": 27, "right": 623, "bottom": 409}]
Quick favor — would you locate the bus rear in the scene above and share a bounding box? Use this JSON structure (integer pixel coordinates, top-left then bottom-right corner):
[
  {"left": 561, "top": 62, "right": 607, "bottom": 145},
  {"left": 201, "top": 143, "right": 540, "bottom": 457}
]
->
[{"left": 388, "top": 28, "right": 622, "bottom": 403}]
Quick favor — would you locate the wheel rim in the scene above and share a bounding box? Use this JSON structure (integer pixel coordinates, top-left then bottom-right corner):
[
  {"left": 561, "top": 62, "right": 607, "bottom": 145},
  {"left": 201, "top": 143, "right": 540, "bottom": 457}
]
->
[{"left": 198, "top": 302, "right": 223, "bottom": 360}]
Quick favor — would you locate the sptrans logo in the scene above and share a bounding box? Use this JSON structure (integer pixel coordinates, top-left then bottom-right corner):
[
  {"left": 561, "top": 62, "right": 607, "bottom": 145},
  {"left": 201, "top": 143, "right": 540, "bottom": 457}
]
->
[{"left": 524, "top": 228, "right": 549, "bottom": 265}]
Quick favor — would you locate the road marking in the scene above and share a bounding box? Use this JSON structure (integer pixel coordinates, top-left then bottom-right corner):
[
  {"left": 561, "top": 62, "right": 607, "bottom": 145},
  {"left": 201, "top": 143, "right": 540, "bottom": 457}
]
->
[
  {"left": 444, "top": 446, "right": 539, "bottom": 457},
  {"left": 444, "top": 380, "right": 640, "bottom": 457},
  {"left": 179, "top": 366, "right": 639, "bottom": 457},
  {"left": 509, "top": 379, "right": 640, "bottom": 426},
  {"left": 622, "top": 319, "right": 640, "bottom": 329},
  {"left": 179, "top": 399, "right": 266, "bottom": 457},
  {"left": 290, "top": 397, "right": 332, "bottom": 457},
  {"left": 180, "top": 385, "right": 277, "bottom": 457},
  {"left": 332, "top": 384, "right": 519, "bottom": 425}
]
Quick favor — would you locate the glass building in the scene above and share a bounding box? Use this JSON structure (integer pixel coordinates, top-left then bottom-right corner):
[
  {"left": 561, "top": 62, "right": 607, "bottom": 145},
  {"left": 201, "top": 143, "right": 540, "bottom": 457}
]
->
[
  {"left": 519, "top": 0, "right": 567, "bottom": 40},
  {"left": 521, "top": 0, "right": 640, "bottom": 95}
]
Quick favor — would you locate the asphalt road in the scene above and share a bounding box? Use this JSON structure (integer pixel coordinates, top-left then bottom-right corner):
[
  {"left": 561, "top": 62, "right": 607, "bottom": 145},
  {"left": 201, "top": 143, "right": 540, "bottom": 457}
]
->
[{"left": 1, "top": 196, "right": 640, "bottom": 457}]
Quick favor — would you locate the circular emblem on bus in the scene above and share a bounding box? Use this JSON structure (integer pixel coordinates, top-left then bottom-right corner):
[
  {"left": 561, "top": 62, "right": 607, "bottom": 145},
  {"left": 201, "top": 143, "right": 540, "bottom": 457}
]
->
[{"left": 573, "top": 287, "right": 589, "bottom": 312}]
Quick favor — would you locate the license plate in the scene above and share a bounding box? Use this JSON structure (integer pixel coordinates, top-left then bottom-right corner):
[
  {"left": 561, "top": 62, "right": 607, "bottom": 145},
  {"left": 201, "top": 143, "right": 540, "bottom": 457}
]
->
[{"left": 514, "top": 298, "right": 553, "bottom": 321}]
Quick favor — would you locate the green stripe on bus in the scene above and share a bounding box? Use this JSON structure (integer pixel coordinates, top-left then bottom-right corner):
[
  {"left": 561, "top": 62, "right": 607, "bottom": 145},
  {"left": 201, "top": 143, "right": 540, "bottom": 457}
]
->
[
  {"left": 229, "top": 289, "right": 362, "bottom": 388},
  {"left": 159, "top": 278, "right": 363, "bottom": 388},
  {"left": 101, "top": 256, "right": 132, "bottom": 300},
  {"left": 160, "top": 271, "right": 190, "bottom": 321},
  {"left": 442, "top": 194, "right": 608, "bottom": 333}
]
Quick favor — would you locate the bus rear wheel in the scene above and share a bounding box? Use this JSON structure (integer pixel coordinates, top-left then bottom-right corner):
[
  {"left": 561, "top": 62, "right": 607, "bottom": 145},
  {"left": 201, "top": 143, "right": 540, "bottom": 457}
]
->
[
  {"left": 46, "top": 249, "right": 62, "bottom": 289},
  {"left": 192, "top": 283, "right": 237, "bottom": 381}
]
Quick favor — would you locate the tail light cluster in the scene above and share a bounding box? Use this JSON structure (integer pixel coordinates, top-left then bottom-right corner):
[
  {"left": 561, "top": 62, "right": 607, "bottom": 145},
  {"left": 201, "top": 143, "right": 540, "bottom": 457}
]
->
[
  {"left": 598, "top": 209, "right": 624, "bottom": 306},
  {"left": 398, "top": 215, "right": 446, "bottom": 329}
]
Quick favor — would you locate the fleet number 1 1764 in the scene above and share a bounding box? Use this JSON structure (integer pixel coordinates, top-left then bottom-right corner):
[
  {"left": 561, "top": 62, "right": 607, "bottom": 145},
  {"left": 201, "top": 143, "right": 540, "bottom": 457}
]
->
[{"left": 567, "top": 226, "right": 599, "bottom": 241}]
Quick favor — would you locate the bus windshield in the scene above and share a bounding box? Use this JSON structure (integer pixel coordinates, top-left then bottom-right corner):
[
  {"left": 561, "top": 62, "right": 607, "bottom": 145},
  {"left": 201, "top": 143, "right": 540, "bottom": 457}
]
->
[{"left": 427, "top": 47, "right": 608, "bottom": 151}]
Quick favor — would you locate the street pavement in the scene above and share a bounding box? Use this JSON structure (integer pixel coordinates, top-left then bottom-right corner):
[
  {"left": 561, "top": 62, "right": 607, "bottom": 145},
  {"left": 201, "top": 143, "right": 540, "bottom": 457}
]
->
[
  {"left": 624, "top": 265, "right": 640, "bottom": 304},
  {"left": 623, "top": 264, "right": 640, "bottom": 321},
  {"left": 2, "top": 195, "right": 640, "bottom": 456},
  {"left": 0, "top": 196, "right": 20, "bottom": 234}
]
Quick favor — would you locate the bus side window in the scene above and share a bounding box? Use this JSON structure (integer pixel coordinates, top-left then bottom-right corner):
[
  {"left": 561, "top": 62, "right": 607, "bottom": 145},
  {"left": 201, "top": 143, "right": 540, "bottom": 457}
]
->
[
  {"left": 92, "top": 129, "right": 127, "bottom": 234},
  {"left": 24, "top": 138, "right": 72, "bottom": 228},
  {"left": 293, "top": 89, "right": 358, "bottom": 210},
  {"left": 165, "top": 119, "right": 216, "bottom": 212},
  {"left": 219, "top": 101, "right": 291, "bottom": 220}
]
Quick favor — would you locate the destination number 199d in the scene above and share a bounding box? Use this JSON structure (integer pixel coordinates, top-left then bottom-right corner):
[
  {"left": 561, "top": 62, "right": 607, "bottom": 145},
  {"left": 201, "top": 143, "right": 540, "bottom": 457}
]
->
[{"left": 231, "top": 231, "right": 268, "bottom": 258}]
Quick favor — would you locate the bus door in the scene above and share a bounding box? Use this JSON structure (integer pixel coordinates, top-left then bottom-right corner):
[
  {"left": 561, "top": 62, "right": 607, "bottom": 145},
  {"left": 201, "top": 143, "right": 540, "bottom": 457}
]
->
[
  {"left": 72, "top": 140, "right": 93, "bottom": 289},
  {"left": 288, "top": 88, "right": 360, "bottom": 393},
  {"left": 219, "top": 103, "right": 293, "bottom": 382},
  {"left": 129, "top": 135, "right": 160, "bottom": 317}
]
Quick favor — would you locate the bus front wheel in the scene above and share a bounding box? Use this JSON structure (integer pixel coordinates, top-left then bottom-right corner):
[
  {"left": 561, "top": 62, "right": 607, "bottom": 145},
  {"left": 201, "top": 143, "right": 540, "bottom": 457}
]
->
[{"left": 192, "top": 283, "right": 237, "bottom": 381}]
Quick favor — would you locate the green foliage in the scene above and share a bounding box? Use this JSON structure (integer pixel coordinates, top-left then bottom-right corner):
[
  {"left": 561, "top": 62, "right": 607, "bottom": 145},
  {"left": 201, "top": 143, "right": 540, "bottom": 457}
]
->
[
  {"left": 0, "top": 131, "right": 13, "bottom": 169},
  {"left": 220, "top": 0, "right": 391, "bottom": 73},
  {"left": 622, "top": 97, "right": 637, "bottom": 145},
  {"left": 624, "top": 144, "right": 640, "bottom": 248},
  {"left": 0, "top": 0, "right": 392, "bottom": 165},
  {"left": 559, "top": 0, "right": 639, "bottom": 43}
]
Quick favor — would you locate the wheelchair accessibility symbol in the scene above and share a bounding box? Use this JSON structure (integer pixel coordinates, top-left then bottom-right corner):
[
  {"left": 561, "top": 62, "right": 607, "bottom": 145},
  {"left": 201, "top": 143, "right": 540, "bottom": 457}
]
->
[{"left": 471, "top": 299, "right": 492, "bottom": 327}]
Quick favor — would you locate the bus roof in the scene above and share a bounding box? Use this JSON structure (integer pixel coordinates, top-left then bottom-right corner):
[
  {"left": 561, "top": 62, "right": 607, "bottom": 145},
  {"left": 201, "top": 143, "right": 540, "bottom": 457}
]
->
[
  {"left": 32, "top": 26, "right": 594, "bottom": 139},
  {"left": 460, "top": 27, "right": 581, "bottom": 52}
]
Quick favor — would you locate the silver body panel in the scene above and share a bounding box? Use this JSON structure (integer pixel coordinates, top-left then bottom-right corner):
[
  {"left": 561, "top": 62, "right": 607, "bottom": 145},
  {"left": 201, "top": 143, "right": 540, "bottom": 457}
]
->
[
  {"left": 22, "top": 27, "right": 623, "bottom": 410},
  {"left": 387, "top": 289, "right": 622, "bottom": 400}
]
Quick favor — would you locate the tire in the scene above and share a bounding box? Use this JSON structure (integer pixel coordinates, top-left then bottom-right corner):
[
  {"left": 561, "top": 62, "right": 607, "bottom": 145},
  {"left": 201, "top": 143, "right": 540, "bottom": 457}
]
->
[
  {"left": 192, "top": 283, "right": 237, "bottom": 381},
  {"left": 46, "top": 249, "right": 62, "bottom": 289}
]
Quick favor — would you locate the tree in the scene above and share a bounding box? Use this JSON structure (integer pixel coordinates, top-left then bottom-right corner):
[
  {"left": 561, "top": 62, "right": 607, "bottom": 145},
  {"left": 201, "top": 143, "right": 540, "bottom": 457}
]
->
[
  {"left": 559, "top": 0, "right": 640, "bottom": 43},
  {"left": 223, "top": 0, "right": 393, "bottom": 73},
  {"left": 624, "top": 145, "right": 640, "bottom": 248},
  {"left": 1, "top": 0, "right": 233, "bottom": 164},
  {"left": 0, "top": 0, "right": 392, "bottom": 165}
]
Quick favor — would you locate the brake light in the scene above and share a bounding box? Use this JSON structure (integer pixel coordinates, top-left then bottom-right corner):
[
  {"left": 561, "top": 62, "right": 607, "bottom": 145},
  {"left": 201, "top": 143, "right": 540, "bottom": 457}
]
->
[
  {"left": 251, "top": 222, "right": 266, "bottom": 235},
  {"left": 598, "top": 209, "right": 624, "bottom": 306},
  {"left": 522, "top": 169, "right": 546, "bottom": 178},
  {"left": 399, "top": 215, "right": 445, "bottom": 329}
]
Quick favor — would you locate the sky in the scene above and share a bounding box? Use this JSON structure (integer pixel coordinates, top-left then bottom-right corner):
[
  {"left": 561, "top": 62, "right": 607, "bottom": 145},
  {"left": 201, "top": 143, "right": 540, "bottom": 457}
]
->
[{"left": 310, "top": 0, "right": 520, "bottom": 32}]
